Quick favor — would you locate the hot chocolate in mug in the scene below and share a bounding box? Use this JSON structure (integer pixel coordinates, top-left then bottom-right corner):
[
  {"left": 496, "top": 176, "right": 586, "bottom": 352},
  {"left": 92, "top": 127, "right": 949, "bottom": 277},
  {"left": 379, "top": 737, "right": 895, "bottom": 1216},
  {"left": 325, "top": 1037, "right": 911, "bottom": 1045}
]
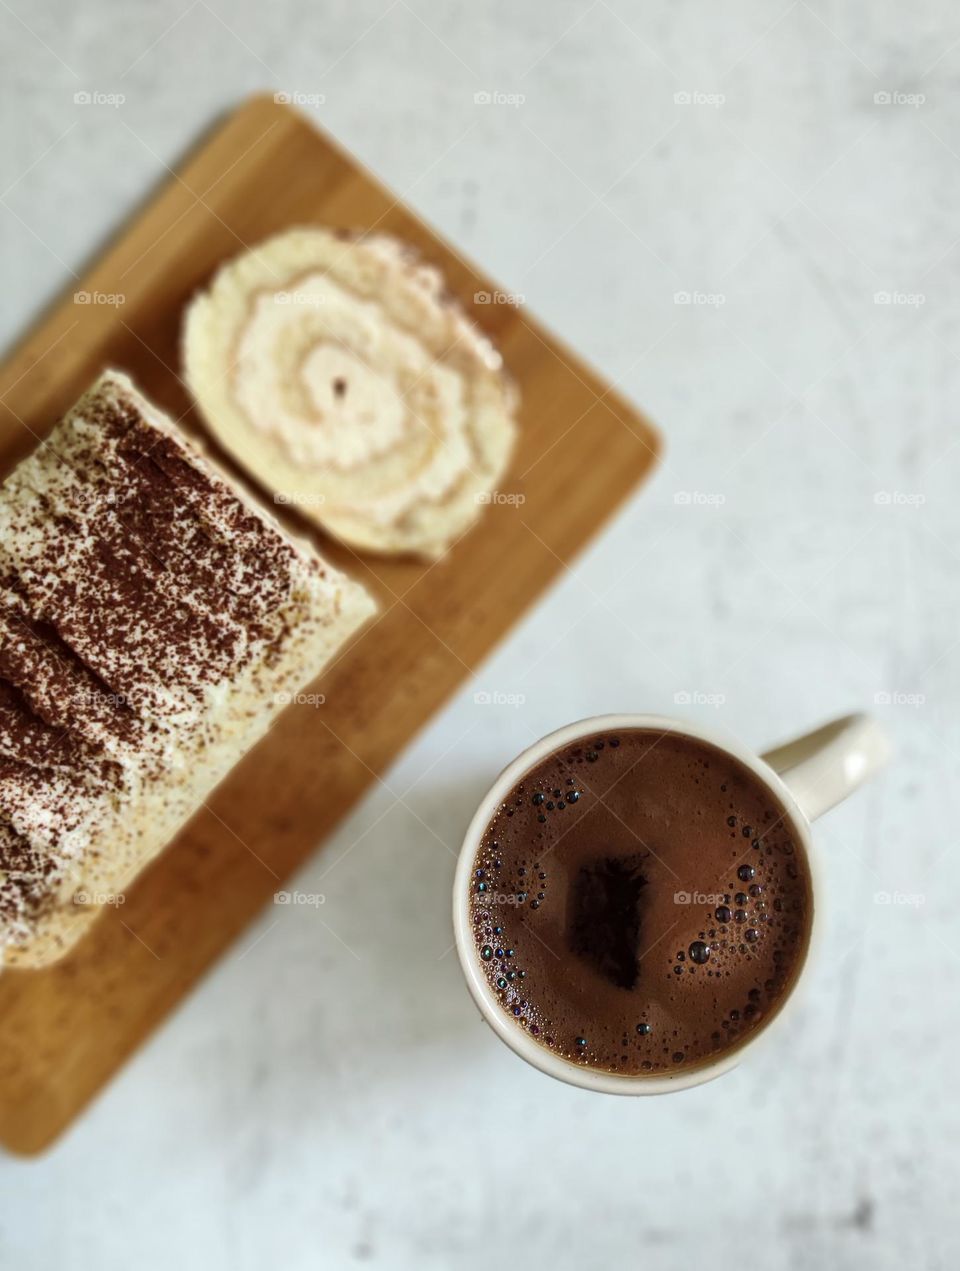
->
[{"left": 453, "top": 713, "right": 889, "bottom": 1094}]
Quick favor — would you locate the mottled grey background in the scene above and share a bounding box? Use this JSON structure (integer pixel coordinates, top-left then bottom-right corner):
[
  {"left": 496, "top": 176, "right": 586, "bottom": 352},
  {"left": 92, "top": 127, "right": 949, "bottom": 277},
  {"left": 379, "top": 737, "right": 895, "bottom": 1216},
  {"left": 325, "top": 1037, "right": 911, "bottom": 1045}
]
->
[{"left": 0, "top": 2, "right": 957, "bottom": 1269}]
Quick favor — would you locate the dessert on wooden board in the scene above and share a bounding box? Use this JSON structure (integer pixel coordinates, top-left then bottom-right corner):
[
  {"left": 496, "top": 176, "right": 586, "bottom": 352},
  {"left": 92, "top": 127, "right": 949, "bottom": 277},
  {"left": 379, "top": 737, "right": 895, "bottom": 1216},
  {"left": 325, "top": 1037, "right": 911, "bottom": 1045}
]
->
[{"left": 0, "top": 98, "right": 661, "bottom": 1155}]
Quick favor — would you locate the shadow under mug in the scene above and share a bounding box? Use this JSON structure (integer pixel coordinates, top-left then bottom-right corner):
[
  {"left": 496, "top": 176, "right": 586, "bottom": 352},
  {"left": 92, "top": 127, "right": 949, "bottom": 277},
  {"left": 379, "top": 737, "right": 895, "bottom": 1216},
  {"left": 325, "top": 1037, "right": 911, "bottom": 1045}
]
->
[{"left": 453, "top": 712, "right": 890, "bottom": 1095}]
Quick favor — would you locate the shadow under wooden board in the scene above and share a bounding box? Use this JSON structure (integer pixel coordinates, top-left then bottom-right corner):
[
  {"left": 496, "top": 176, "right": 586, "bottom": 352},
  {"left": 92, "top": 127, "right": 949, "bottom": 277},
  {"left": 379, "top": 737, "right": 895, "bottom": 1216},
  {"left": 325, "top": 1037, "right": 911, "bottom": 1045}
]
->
[{"left": 0, "top": 94, "right": 661, "bottom": 1154}]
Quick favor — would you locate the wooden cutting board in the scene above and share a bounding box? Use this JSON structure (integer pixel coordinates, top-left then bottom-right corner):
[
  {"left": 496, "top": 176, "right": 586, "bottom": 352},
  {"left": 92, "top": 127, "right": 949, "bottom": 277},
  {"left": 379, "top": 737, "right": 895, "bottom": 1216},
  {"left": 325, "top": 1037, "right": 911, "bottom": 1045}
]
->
[{"left": 0, "top": 95, "right": 660, "bottom": 1154}]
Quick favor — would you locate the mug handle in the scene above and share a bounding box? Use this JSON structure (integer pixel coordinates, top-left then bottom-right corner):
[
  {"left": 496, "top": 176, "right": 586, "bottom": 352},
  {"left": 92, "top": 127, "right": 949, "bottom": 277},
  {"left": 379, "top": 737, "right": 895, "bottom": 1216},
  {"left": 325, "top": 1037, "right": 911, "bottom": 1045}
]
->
[{"left": 760, "top": 713, "right": 891, "bottom": 822}]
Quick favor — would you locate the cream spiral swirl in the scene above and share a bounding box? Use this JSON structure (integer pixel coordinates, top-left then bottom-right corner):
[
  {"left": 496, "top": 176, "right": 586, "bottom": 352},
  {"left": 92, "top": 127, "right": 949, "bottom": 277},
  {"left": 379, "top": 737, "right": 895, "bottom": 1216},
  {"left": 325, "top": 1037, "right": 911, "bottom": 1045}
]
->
[{"left": 184, "top": 229, "right": 518, "bottom": 558}]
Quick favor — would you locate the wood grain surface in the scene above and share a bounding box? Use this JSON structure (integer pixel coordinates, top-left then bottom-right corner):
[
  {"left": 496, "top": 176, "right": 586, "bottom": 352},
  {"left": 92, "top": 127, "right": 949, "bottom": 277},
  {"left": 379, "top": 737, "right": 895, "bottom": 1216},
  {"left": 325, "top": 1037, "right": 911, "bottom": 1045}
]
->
[{"left": 0, "top": 95, "right": 660, "bottom": 1154}]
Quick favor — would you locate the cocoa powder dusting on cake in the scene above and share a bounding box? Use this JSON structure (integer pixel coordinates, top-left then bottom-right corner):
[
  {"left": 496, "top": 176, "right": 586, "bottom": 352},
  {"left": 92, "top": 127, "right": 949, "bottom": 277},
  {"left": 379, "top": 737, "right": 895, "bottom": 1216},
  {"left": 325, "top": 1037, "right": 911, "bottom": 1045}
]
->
[{"left": 0, "top": 374, "right": 335, "bottom": 948}]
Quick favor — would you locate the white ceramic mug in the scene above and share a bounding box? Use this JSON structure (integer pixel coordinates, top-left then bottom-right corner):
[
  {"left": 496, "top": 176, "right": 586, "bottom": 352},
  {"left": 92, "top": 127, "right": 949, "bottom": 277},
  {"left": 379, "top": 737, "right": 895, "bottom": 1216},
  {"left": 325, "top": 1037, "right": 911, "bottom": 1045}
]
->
[{"left": 453, "top": 712, "right": 890, "bottom": 1094}]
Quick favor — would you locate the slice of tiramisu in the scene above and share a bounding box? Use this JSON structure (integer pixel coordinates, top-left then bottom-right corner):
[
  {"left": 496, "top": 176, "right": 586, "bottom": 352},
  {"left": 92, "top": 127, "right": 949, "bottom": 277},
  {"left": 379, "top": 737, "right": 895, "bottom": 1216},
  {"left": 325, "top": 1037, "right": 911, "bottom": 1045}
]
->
[{"left": 0, "top": 370, "right": 376, "bottom": 968}]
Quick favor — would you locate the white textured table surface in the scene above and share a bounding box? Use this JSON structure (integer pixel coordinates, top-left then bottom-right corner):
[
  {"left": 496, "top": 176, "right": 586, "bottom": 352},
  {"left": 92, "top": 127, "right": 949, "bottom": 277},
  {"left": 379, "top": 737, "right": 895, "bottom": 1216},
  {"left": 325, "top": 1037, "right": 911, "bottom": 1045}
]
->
[{"left": 1, "top": 3, "right": 957, "bottom": 1268}]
